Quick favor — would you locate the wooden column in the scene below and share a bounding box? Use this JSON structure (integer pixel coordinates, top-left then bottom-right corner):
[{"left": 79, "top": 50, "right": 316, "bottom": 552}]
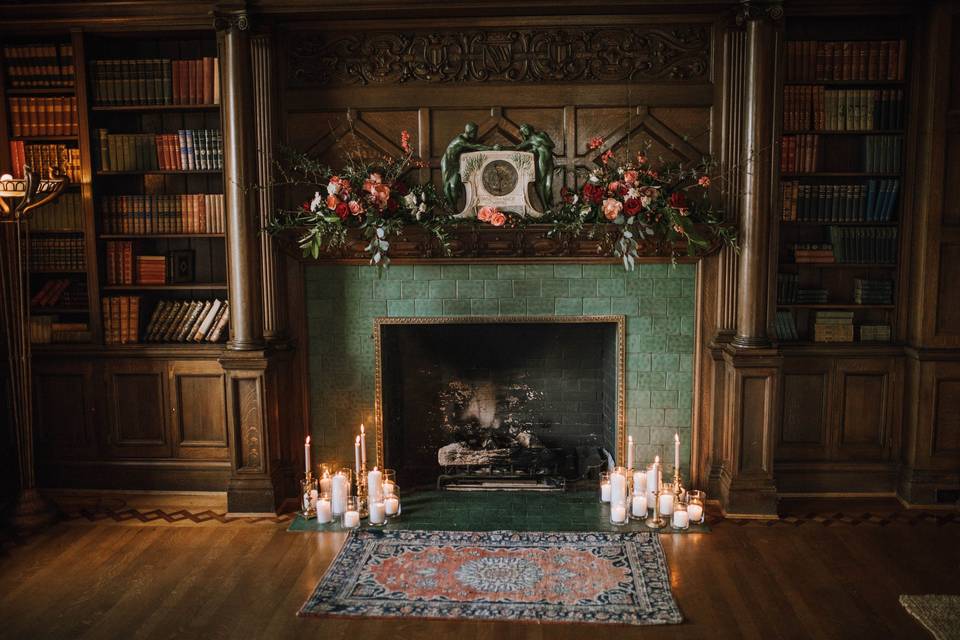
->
[{"left": 716, "top": 0, "right": 782, "bottom": 518}]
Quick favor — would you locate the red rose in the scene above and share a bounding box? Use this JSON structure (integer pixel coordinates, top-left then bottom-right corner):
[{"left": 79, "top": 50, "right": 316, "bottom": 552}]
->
[
  {"left": 391, "top": 180, "right": 409, "bottom": 196},
  {"left": 561, "top": 186, "right": 574, "bottom": 204},
  {"left": 669, "top": 191, "right": 687, "bottom": 209},
  {"left": 301, "top": 201, "right": 311, "bottom": 211},
  {"left": 387, "top": 198, "right": 398, "bottom": 213},
  {"left": 335, "top": 202, "right": 350, "bottom": 220},
  {"left": 623, "top": 198, "right": 642, "bottom": 216},
  {"left": 582, "top": 183, "right": 604, "bottom": 204}
]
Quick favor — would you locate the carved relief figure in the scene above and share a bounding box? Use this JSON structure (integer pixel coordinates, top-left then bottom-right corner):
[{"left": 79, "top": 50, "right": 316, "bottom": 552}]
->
[
  {"left": 441, "top": 123, "right": 490, "bottom": 207},
  {"left": 514, "top": 123, "right": 555, "bottom": 208}
]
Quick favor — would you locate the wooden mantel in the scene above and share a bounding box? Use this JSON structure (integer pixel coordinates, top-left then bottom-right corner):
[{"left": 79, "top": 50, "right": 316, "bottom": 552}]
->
[{"left": 277, "top": 223, "right": 725, "bottom": 264}]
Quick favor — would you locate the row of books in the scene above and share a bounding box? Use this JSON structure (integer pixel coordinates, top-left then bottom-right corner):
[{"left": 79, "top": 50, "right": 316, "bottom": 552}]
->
[
  {"left": 8, "top": 141, "right": 81, "bottom": 182},
  {"left": 860, "top": 324, "right": 892, "bottom": 341},
  {"left": 3, "top": 44, "right": 75, "bottom": 88},
  {"left": 102, "top": 296, "right": 141, "bottom": 344},
  {"left": 105, "top": 241, "right": 134, "bottom": 285},
  {"left": 785, "top": 40, "right": 906, "bottom": 83},
  {"left": 143, "top": 298, "right": 229, "bottom": 343},
  {"left": 780, "top": 135, "right": 819, "bottom": 174},
  {"left": 792, "top": 243, "right": 836, "bottom": 264},
  {"left": 775, "top": 311, "right": 800, "bottom": 341},
  {"left": 780, "top": 180, "right": 899, "bottom": 223},
  {"left": 31, "top": 278, "right": 88, "bottom": 308},
  {"left": 775, "top": 313, "right": 892, "bottom": 343},
  {"left": 863, "top": 136, "right": 902, "bottom": 173},
  {"left": 95, "top": 129, "right": 223, "bottom": 172},
  {"left": 29, "top": 237, "right": 85, "bottom": 272},
  {"left": 32, "top": 192, "right": 84, "bottom": 231},
  {"left": 854, "top": 278, "right": 893, "bottom": 305},
  {"left": 783, "top": 87, "right": 905, "bottom": 132},
  {"left": 7, "top": 96, "right": 79, "bottom": 137},
  {"left": 813, "top": 311, "right": 855, "bottom": 343},
  {"left": 136, "top": 256, "right": 167, "bottom": 286},
  {"left": 776, "top": 273, "right": 800, "bottom": 304},
  {"left": 30, "top": 317, "right": 90, "bottom": 344},
  {"left": 828, "top": 226, "right": 898, "bottom": 264},
  {"left": 101, "top": 194, "right": 225, "bottom": 235},
  {"left": 90, "top": 58, "right": 220, "bottom": 106}
]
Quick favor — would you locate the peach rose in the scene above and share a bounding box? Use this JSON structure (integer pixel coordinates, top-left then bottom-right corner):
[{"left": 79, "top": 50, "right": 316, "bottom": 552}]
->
[
  {"left": 348, "top": 200, "right": 363, "bottom": 216},
  {"left": 477, "top": 205, "right": 496, "bottom": 222},
  {"left": 369, "top": 183, "right": 391, "bottom": 207},
  {"left": 602, "top": 198, "right": 623, "bottom": 221},
  {"left": 698, "top": 175, "right": 711, "bottom": 188},
  {"left": 326, "top": 194, "right": 339, "bottom": 210},
  {"left": 623, "top": 170, "right": 639, "bottom": 186},
  {"left": 490, "top": 211, "right": 507, "bottom": 227},
  {"left": 607, "top": 181, "right": 620, "bottom": 193}
]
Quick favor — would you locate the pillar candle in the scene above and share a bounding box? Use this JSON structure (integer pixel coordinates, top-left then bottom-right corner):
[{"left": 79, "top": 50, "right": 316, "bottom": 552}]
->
[
  {"left": 631, "top": 493, "right": 648, "bottom": 517},
  {"left": 627, "top": 436, "right": 634, "bottom": 470},
  {"left": 368, "top": 467, "right": 383, "bottom": 502},
  {"left": 331, "top": 473, "right": 348, "bottom": 515},
  {"left": 610, "top": 502, "right": 627, "bottom": 524},
  {"left": 369, "top": 501, "right": 386, "bottom": 525},
  {"left": 672, "top": 508, "right": 689, "bottom": 529},
  {"left": 316, "top": 498, "right": 332, "bottom": 524},
  {"left": 360, "top": 423, "right": 367, "bottom": 467},
  {"left": 320, "top": 472, "right": 331, "bottom": 495},
  {"left": 304, "top": 436, "right": 311, "bottom": 475},
  {"left": 658, "top": 491, "right": 674, "bottom": 516},
  {"left": 354, "top": 436, "right": 361, "bottom": 476},
  {"left": 633, "top": 469, "right": 646, "bottom": 495},
  {"left": 343, "top": 509, "right": 360, "bottom": 528},
  {"left": 382, "top": 480, "right": 395, "bottom": 497},
  {"left": 385, "top": 496, "right": 400, "bottom": 516},
  {"left": 600, "top": 480, "right": 611, "bottom": 502},
  {"left": 688, "top": 502, "right": 703, "bottom": 523},
  {"left": 610, "top": 468, "right": 627, "bottom": 505},
  {"left": 674, "top": 432, "right": 680, "bottom": 476}
]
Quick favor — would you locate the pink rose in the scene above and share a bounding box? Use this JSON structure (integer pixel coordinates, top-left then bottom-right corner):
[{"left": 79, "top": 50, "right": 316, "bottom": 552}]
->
[
  {"left": 490, "top": 211, "right": 507, "bottom": 227},
  {"left": 636, "top": 153, "right": 648, "bottom": 165},
  {"left": 348, "top": 200, "right": 363, "bottom": 216},
  {"left": 698, "top": 175, "right": 711, "bottom": 188},
  {"left": 602, "top": 198, "right": 622, "bottom": 221},
  {"left": 478, "top": 205, "right": 496, "bottom": 222},
  {"left": 607, "top": 181, "right": 620, "bottom": 193},
  {"left": 369, "top": 183, "right": 391, "bottom": 207},
  {"left": 623, "top": 170, "right": 639, "bottom": 185}
]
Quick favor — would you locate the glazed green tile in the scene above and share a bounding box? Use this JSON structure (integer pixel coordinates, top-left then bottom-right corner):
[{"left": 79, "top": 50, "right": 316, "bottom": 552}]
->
[
  {"left": 484, "top": 279, "right": 514, "bottom": 299},
  {"left": 650, "top": 389, "right": 679, "bottom": 409},
  {"left": 456, "top": 280, "right": 485, "bottom": 299},
  {"left": 597, "top": 278, "right": 626, "bottom": 298},
  {"left": 625, "top": 278, "right": 653, "bottom": 297},
  {"left": 554, "top": 264, "right": 582, "bottom": 278},
  {"left": 627, "top": 316, "right": 653, "bottom": 333},
  {"left": 655, "top": 278, "right": 684, "bottom": 298},
  {"left": 678, "top": 354, "right": 693, "bottom": 372},
  {"left": 401, "top": 280, "right": 430, "bottom": 299},
  {"left": 666, "top": 298, "right": 692, "bottom": 317},
  {"left": 414, "top": 299, "right": 443, "bottom": 316},
  {"left": 513, "top": 279, "right": 542, "bottom": 298},
  {"left": 663, "top": 408, "right": 691, "bottom": 428},
  {"left": 354, "top": 266, "right": 375, "bottom": 280},
  {"left": 626, "top": 352, "right": 651, "bottom": 372},
  {"left": 441, "top": 265, "right": 470, "bottom": 279},
  {"left": 525, "top": 264, "right": 554, "bottom": 279},
  {"left": 358, "top": 299, "right": 386, "bottom": 317},
  {"left": 429, "top": 279, "right": 457, "bottom": 299},
  {"left": 499, "top": 298, "right": 527, "bottom": 315},
  {"left": 669, "top": 263, "right": 696, "bottom": 278},
  {"left": 639, "top": 298, "right": 668, "bottom": 317},
  {"left": 582, "top": 298, "right": 611, "bottom": 314},
  {"left": 344, "top": 279, "right": 374, "bottom": 299},
  {"left": 387, "top": 299, "right": 416, "bottom": 316},
  {"left": 555, "top": 297, "right": 583, "bottom": 315},
  {"left": 540, "top": 279, "right": 569, "bottom": 298},
  {"left": 414, "top": 264, "right": 443, "bottom": 280},
  {"left": 373, "top": 279, "right": 402, "bottom": 300},
  {"left": 498, "top": 264, "right": 525, "bottom": 279},
  {"left": 640, "top": 334, "right": 668, "bottom": 353},
  {"left": 610, "top": 297, "right": 639, "bottom": 316},
  {"left": 651, "top": 353, "right": 680, "bottom": 372},
  {"left": 469, "top": 265, "right": 498, "bottom": 279},
  {"left": 667, "top": 334, "right": 694, "bottom": 353},
  {"left": 443, "top": 299, "right": 471, "bottom": 315},
  {"left": 568, "top": 278, "right": 598, "bottom": 297},
  {"left": 636, "top": 407, "right": 666, "bottom": 427},
  {"left": 641, "top": 264, "right": 670, "bottom": 278},
  {"left": 652, "top": 316, "right": 682, "bottom": 336},
  {"left": 680, "top": 315, "right": 696, "bottom": 336},
  {"left": 526, "top": 298, "right": 556, "bottom": 315},
  {"left": 384, "top": 265, "right": 414, "bottom": 280},
  {"left": 634, "top": 372, "right": 666, "bottom": 389},
  {"left": 471, "top": 299, "right": 500, "bottom": 315},
  {"left": 627, "top": 389, "right": 651, "bottom": 408},
  {"left": 582, "top": 265, "right": 611, "bottom": 278},
  {"left": 665, "top": 371, "right": 692, "bottom": 393}
]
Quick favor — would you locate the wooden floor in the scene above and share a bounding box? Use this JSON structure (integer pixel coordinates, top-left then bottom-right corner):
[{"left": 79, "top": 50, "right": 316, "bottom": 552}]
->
[{"left": 0, "top": 498, "right": 957, "bottom": 639}]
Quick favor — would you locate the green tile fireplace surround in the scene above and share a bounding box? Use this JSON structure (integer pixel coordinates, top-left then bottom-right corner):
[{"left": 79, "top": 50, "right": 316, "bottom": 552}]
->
[{"left": 305, "top": 263, "right": 696, "bottom": 478}]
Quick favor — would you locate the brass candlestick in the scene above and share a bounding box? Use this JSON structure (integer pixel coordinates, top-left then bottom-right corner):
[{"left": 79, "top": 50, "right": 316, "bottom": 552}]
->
[
  {"left": 357, "top": 462, "right": 369, "bottom": 518},
  {"left": 672, "top": 466, "right": 685, "bottom": 502},
  {"left": 645, "top": 487, "right": 666, "bottom": 529}
]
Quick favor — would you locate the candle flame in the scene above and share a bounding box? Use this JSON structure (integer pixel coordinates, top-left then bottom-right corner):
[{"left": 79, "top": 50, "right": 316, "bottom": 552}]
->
[
  {"left": 675, "top": 433, "right": 680, "bottom": 443},
  {"left": 655, "top": 455, "right": 660, "bottom": 463},
  {"left": 355, "top": 435, "right": 360, "bottom": 444},
  {"left": 361, "top": 423, "right": 365, "bottom": 435},
  {"left": 306, "top": 435, "right": 311, "bottom": 444}
]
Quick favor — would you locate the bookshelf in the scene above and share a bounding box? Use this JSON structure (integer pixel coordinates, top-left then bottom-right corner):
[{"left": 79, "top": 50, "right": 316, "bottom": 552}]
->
[{"left": 776, "top": 27, "right": 909, "bottom": 346}]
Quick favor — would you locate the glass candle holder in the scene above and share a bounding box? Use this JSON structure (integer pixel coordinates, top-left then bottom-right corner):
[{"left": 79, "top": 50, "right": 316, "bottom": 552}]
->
[
  {"left": 384, "top": 485, "right": 400, "bottom": 518},
  {"left": 367, "top": 467, "right": 384, "bottom": 503},
  {"left": 687, "top": 490, "right": 705, "bottom": 524},
  {"left": 317, "top": 466, "right": 333, "bottom": 497},
  {"left": 610, "top": 466, "right": 628, "bottom": 505},
  {"left": 632, "top": 467, "right": 647, "bottom": 496},
  {"left": 343, "top": 497, "right": 361, "bottom": 529},
  {"left": 331, "top": 468, "right": 352, "bottom": 516},
  {"left": 630, "top": 490, "right": 648, "bottom": 519},
  {"left": 316, "top": 488, "right": 333, "bottom": 524},
  {"left": 610, "top": 498, "right": 629, "bottom": 525},
  {"left": 671, "top": 501, "right": 690, "bottom": 530},
  {"left": 368, "top": 499, "right": 386, "bottom": 526},
  {"left": 599, "top": 472, "right": 611, "bottom": 503},
  {"left": 658, "top": 482, "right": 676, "bottom": 516},
  {"left": 301, "top": 476, "right": 318, "bottom": 518}
]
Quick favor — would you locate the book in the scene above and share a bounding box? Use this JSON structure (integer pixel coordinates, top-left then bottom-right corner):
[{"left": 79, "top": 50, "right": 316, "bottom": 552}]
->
[
  {"left": 786, "top": 40, "right": 906, "bottom": 82},
  {"left": 90, "top": 57, "right": 219, "bottom": 106},
  {"left": 101, "top": 194, "right": 224, "bottom": 234},
  {"left": 3, "top": 43, "right": 75, "bottom": 88}
]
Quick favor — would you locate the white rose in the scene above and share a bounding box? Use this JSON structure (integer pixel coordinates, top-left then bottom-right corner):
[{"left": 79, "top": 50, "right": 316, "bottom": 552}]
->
[
  {"left": 403, "top": 192, "right": 418, "bottom": 208},
  {"left": 309, "top": 191, "right": 324, "bottom": 211},
  {"left": 326, "top": 181, "right": 341, "bottom": 196},
  {"left": 589, "top": 174, "right": 600, "bottom": 184}
]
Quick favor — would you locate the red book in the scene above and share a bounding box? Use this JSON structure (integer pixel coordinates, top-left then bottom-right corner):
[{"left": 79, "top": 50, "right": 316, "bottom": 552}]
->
[
  {"left": 186, "top": 59, "right": 196, "bottom": 105},
  {"left": 202, "top": 57, "right": 213, "bottom": 105},
  {"left": 171, "top": 60, "right": 181, "bottom": 104}
]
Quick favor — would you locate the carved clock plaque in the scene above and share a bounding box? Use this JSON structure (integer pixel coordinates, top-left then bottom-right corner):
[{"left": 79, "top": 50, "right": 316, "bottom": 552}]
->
[{"left": 457, "top": 151, "right": 542, "bottom": 218}]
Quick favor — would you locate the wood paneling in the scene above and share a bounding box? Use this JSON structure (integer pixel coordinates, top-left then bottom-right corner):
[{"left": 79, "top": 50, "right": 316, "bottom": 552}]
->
[
  {"left": 834, "top": 359, "right": 896, "bottom": 461},
  {"left": 739, "top": 375, "right": 772, "bottom": 473},
  {"left": 778, "top": 361, "right": 830, "bottom": 462},
  {"left": 104, "top": 360, "right": 170, "bottom": 458},
  {"left": 32, "top": 361, "right": 97, "bottom": 459},
  {"left": 935, "top": 243, "right": 960, "bottom": 334},
  {"left": 171, "top": 361, "right": 229, "bottom": 460},
  {"left": 932, "top": 378, "right": 960, "bottom": 454}
]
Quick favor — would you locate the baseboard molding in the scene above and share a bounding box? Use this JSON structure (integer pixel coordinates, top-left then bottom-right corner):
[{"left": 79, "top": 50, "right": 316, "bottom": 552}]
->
[
  {"left": 46, "top": 488, "right": 227, "bottom": 498},
  {"left": 778, "top": 491, "right": 896, "bottom": 498}
]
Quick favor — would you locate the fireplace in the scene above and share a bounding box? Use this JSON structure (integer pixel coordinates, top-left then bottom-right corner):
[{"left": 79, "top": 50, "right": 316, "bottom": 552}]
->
[{"left": 373, "top": 316, "right": 626, "bottom": 489}]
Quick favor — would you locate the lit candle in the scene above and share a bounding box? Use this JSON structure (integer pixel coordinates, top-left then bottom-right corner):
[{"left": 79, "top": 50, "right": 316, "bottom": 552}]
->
[
  {"left": 688, "top": 502, "right": 703, "bottom": 523},
  {"left": 360, "top": 423, "right": 367, "bottom": 468},
  {"left": 368, "top": 467, "right": 383, "bottom": 502},
  {"left": 674, "top": 432, "right": 680, "bottom": 476},
  {"left": 658, "top": 490, "right": 674, "bottom": 516},
  {"left": 610, "top": 502, "right": 627, "bottom": 524},
  {"left": 646, "top": 457, "right": 661, "bottom": 505},
  {"left": 633, "top": 469, "right": 646, "bottom": 495},
  {"left": 316, "top": 498, "right": 332, "bottom": 524},
  {"left": 369, "top": 500, "right": 386, "bottom": 525},
  {"left": 343, "top": 508, "right": 360, "bottom": 529},
  {"left": 600, "top": 479, "right": 611, "bottom": 502},
  {"left": 304, "top": 436, "right": 311, "bottom": 475},
  {"left": 672, "top": 506, "right": 689, "bottom": 529},
  {"left": 320, "top": 470, "right": 331, "bottom": 495},
  {"left": 354, "top": 436, "right": 361, "bottom": 477},
  {"left": 331, "top": 472, "right": 348, "bottom": 516},
  {"left": 385, "top": 495, "right": 400, "bottom": 516},
  {"left": 383, "top": 480, "right": 395, "bottom": 496},
  {"left": 610, "top": 467, "right": 628, "bottom": 505},
  {"left": 631, "top": 492, "right": 648, "bottom": 517},
  {"left": 627, "top": 436, "right": 634, "bottom": 470}
]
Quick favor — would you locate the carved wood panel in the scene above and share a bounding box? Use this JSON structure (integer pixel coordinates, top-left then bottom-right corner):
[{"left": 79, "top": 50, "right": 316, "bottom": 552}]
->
[
  {"left": 834, "top": 359, "right": 896, "bottom": 461},
  {"left": 171, "top": 362, "right": 229, "bottom": 461},
  {"left": 287, "top": 25, "right": 710, "bottom": 87},
  {"left": 232, "top": 376, "right": 265, "bottom": 473},
  {"left": 33, "top": 361, "right": 97, "bottom": 459},
  {"left": 777, "top": 366, "right": 830, "bottom": 461},
  {"left": 932, "top": 378, "right": 960, "bottom": 455},
  {"left": 104, "top": 361, "right": 171, "bottom": 458}
]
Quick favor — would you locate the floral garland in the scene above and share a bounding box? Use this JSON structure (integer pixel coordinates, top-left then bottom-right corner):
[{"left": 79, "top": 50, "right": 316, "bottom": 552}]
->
[{"left": 269, "top": 131, "right": 735, "bottom": 270}]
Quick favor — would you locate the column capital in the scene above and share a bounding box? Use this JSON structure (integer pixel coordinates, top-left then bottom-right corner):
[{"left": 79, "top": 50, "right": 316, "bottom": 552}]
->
[
  {"left": 213, "top": 2, "right": 250, "bottom": 32},
  {"left": 736, "top": 0, "right": 784, "bottom": 25}
]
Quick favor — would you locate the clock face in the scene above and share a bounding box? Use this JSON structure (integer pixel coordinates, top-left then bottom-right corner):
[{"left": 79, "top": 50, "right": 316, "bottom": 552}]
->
[{"left": 481, "top": 160, "right": 519, "bottom": 197}]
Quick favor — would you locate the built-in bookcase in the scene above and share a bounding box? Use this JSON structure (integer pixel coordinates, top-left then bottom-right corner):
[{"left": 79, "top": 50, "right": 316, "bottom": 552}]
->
[{"left": 775, "top": 18, "right": 910, "bottom": 347}]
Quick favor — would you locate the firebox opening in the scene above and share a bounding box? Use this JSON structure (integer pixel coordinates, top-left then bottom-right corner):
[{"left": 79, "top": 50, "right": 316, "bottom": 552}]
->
[{"left": 376, "top": 317, "right": 624, "bottom": 490}]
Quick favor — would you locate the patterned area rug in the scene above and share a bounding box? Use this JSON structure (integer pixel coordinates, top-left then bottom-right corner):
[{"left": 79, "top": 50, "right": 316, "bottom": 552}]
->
[
  {"left": 900, "top": 595, "right": 960, "bottom": 640},
  {"left": 299, "top": 529, "right": 682, "bottom": 626}
]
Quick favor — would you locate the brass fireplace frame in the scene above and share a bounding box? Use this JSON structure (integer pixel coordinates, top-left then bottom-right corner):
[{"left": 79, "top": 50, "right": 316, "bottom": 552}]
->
[{"left": 371, "top": 315, "right": 627, "bottom": 471}]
